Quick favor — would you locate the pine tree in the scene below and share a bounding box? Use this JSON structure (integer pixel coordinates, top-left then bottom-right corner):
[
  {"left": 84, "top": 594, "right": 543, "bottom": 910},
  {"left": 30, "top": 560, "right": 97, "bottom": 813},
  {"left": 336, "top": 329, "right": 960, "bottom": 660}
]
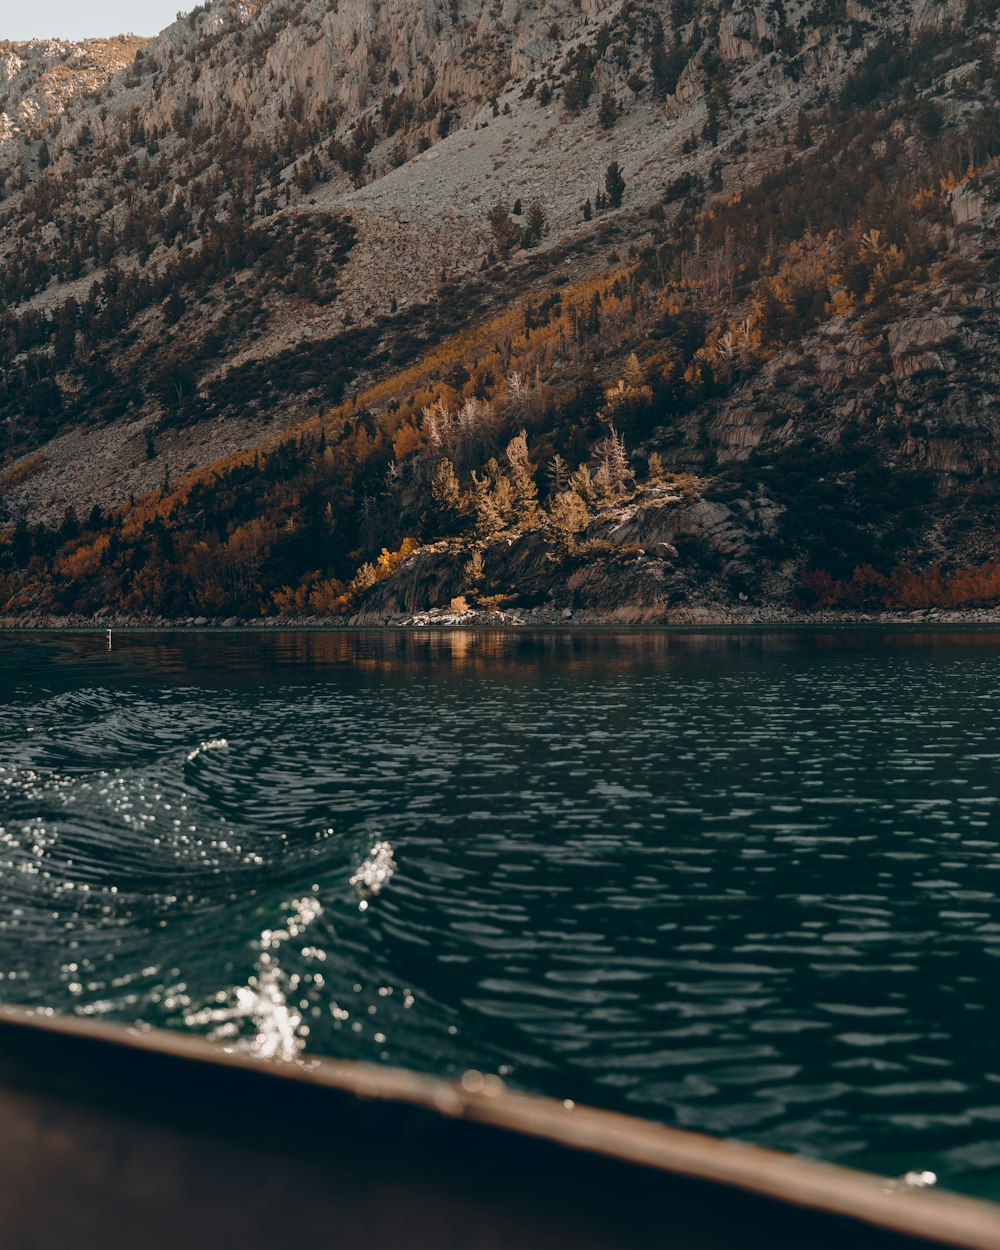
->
[
  {"left": 592, "top": 461, "right": 615, "bottom": 502},
  {"left": 585, "top": 291, "right": 601, "bottom": 335},
  {"left": 469, "top": 469, "right": 503, "bottom": 538},
  {"left": 624, "top": 352, "right": 645, "bottom": 388},
  {"left": 506, "top": 431, "right": 539, "bottom": 526},
  {"left": 349, "top": 561, "right": 378, "bottom": 596},
  {"left": 429, "top": 458, "right": 462, "bottom": 535},
  {"left": 594, "top": 427, "right": 632, "bottom": 496},
  {"left": 431, "top": 457, "right": 460, "bottom": 506},
  {"left": 605, "top": 161, "right": 626, "bottom": 208},
  {"left": 490, "top": 464, "right": 515, "bottom": 526},
  {"left": 569, "top": 463, "right": 595, "bottom": 504},
  {"left": 486, "top": 200, "right": 521, "bottom": 256},
  {"left": 505, "top": 429, "right": 532, "bottom": 481},
  {"left": 524, "top": 200, "right": 547, "bottom": 246},
  {"left": 598, "top": 92, "right": 617, "bottom": 130},
  {"left": 12, "top": 517, "right": 31, "bottom": 565},
  {"left": 548, "top": 490, "right": 589, "bottom": 544},
  {"left": 563, "top": 62, "right": 594, "bottom": 114}
]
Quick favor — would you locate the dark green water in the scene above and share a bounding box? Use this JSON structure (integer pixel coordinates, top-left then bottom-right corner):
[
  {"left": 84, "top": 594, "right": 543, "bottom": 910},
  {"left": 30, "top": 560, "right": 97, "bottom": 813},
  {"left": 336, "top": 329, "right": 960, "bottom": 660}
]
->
[{"left": 1, "top": 629, "right": 999, "bottom": 1199}]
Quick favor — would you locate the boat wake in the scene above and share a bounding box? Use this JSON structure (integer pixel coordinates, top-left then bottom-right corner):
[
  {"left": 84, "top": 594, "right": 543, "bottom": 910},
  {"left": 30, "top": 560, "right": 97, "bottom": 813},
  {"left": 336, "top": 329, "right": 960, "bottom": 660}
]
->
[{"left": 184, "top": 894, "right": 323, "bottom": 1061}]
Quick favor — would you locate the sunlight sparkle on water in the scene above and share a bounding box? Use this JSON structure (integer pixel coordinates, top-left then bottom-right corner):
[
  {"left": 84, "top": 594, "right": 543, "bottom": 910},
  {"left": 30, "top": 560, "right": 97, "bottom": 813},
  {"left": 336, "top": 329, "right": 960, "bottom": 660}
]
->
[
  {"left": 185, "top": 895, "right": 323, "bottom": 1061},
  {"left": 185, "top": 738, "right": 229, "bottom": 764},
  {"left": 350, "top": 840, "right": 396, "bottom": 911},
  {"left": 1, "top": 631, "right": 999, "bottom": 1199}
]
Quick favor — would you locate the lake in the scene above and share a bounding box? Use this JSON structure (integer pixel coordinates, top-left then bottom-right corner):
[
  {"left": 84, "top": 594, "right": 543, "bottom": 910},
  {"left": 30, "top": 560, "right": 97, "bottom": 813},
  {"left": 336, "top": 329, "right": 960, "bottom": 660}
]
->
[{"left": 1, "top": 628, "right": 999, "bottom": 1200}]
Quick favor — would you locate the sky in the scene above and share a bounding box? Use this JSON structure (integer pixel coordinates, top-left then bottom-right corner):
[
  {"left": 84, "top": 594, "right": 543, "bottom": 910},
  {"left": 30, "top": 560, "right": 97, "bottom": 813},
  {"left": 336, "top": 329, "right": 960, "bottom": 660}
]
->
[{"left": 2, "top": 2, "right": 192, "bottom": 42}]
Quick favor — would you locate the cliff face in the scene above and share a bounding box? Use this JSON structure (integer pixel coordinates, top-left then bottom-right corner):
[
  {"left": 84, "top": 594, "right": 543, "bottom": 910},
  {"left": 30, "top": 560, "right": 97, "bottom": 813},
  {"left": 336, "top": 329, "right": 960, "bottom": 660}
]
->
[
  {"left": 0, "top": 0, "right": 997, "bottom": 621},
  {"left": 351, "top": 487, "right": 791, "bottom": 624},
  {"left": 15, "top": 0, "right": 599, "bottom": 173},
  {"left": 712, "top": 195, "right": 1000, "bottom": 486},
  {"left": 0, "top": 36, "right": 147, "bottom": 146},
  {"left": 134, "top": 0, "right": 575, "bottom": 131}
]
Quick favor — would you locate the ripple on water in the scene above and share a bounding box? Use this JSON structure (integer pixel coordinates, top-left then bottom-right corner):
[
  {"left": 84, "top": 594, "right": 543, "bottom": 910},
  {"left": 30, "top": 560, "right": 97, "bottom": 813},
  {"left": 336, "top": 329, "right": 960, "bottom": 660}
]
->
[{"left": 0, "top": 631, "right": 999, "bottom": 1199}]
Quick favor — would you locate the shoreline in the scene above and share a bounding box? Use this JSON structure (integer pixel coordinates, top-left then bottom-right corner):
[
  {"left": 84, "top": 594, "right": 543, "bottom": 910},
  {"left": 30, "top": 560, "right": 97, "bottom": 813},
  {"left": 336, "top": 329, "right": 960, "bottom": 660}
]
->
[{"left": 2, "top": 605, "right": 999, "bottom": 632}]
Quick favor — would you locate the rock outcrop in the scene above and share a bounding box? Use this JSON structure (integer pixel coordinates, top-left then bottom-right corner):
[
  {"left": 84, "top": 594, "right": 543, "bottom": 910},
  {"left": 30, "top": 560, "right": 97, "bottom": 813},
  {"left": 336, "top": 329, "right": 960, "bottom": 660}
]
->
[{"left": 0, "top": 36, "right": 146, "bottom": 145}]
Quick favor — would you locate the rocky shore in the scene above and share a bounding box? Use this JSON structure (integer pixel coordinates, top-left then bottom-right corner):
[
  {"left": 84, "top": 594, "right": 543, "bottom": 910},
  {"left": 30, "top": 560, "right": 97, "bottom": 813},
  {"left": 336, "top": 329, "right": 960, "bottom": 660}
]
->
[{"left": 2, "top": 606, "right": 998, "bottom": 631}]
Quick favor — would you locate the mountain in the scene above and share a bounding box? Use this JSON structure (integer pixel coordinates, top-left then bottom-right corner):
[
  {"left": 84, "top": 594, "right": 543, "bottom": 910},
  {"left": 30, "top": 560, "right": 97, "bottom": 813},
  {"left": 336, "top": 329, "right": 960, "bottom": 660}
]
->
[
  {"left": 0, "top": 0, "right": 997, "bottom": 623},
  {"left": 0, "top": 35, "right": 148, "bottom": 146}
]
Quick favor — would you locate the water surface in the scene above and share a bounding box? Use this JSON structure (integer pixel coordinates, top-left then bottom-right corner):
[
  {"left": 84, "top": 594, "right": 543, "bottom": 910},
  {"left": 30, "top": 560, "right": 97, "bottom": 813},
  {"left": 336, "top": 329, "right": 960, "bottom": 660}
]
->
[{"left": 1, "top": 629, "right": 999, "bottom": 1199}]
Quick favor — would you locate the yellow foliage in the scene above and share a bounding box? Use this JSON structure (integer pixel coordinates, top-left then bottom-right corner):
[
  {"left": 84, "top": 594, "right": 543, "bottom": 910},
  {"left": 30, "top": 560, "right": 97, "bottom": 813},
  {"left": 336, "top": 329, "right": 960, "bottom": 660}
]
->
[
  {"left": 308, "top": 579, "right": 350, "bottom": 615},
  {"left": 272, "top": 583, "right": 312, "bottom": 616},
  {"left": 392, "top": 422, "right": 424, "bottom": 461},
  {"left": 0, "top": 452, "right": 45, "bottom": 495},
  {"left": 56, "top": 534, "right": 110, "bottom": 581},
  {"left": 373, "top": 536, "right": 420, "bottom": 580}
]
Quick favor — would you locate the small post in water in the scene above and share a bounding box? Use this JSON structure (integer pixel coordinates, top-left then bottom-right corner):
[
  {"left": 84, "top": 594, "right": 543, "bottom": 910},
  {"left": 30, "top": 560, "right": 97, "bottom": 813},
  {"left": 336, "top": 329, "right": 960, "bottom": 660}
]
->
[{"left": 107, "top": 628, "right": 113, "bottom": 651}]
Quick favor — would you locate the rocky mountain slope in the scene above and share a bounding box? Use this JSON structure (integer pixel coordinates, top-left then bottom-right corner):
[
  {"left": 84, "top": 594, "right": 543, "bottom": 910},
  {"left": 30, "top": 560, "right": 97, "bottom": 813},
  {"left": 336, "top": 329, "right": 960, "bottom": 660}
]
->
[
  {"left": 0, "top": 0, "right": 997, "bottom": 621},
  {"left": 0, "top": 35, "right": 147, "bottom": 146}
]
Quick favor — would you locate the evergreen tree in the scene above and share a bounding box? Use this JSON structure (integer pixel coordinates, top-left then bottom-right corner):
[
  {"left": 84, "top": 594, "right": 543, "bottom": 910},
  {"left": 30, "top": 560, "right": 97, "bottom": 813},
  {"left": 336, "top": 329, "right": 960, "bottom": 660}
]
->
[
  {"left": 431, "top": 457, "right": 460, "bottom": 508},
  {"left": 524, "top": 200, "right": 547, "bottom": 246},
  {"left": 563, "top": 62, "right": 594, "bottom": 114},
  {"left": 569, "top": 463, "right": 595, "bottom": 504},
  {"left": 651, "top": 43, "right": 688, "bottom": 97},
  {"left": 585, "top": 291, "right": 602, "bottom": 335},
  {"left": 605, "top": 161, "right": 626, "bottom": 208},
  {"left": 624, "top": 352, "right": 645, "bottom": 387},
  {"left": 12, "top": 517, "right": 31, "bottom": 566},
  {"left": 469, "top": 468, "right": 503, "bottom": 538},
  {"left": 430, "top": 458, "right": 463, "bottom": 533},
  {"left": 505, "top": 430, "right": 539, "bottom": 526},
  {"left": 548, "top": 490, "right": 589, "bottom": 545},
  {"left": 486, "top": 200, "right": 521, "bottom": 256}
]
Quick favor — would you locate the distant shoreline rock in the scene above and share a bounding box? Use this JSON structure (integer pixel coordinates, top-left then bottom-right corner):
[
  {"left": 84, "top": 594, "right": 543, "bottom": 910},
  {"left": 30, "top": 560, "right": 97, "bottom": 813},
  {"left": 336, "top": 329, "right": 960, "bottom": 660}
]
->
[{"left": 1, "top": 606, "right": 998, "bottom": 632}]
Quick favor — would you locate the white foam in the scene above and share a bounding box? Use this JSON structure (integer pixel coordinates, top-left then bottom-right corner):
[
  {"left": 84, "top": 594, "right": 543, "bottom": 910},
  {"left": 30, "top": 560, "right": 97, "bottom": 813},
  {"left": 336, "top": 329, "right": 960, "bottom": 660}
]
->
[
  {"left": 184, "top": 895, "right": 322, "bottom": 1061},
  {"left": 350, "top": 840, "right": 396, "bottom": 910},
  {"left": 185, "top": 738, "right": 229, "bottom": 764}
]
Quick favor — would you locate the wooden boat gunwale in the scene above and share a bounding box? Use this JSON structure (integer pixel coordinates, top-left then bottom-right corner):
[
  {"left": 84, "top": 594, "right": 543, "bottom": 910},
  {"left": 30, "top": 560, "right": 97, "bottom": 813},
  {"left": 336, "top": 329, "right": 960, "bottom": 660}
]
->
[{"left": 0, "top": 1005, "right": 997, "bottom": 1250}]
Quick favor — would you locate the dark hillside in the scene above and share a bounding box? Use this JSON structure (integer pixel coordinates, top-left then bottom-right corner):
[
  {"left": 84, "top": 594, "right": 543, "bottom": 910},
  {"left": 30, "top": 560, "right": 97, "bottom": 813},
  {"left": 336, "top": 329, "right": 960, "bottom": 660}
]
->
[{"left": 0, "top": 0, "right": 997, "bottom": 620}]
